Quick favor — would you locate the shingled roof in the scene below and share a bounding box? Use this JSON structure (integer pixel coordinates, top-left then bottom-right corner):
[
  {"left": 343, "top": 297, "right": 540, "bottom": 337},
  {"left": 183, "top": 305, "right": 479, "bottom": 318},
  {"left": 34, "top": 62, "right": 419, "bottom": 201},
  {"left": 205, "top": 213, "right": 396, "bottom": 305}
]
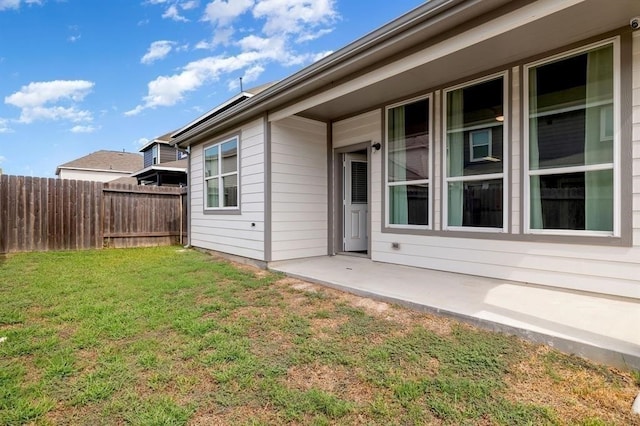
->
[{"left": 56, "top": 150, "right": 143, "bottom": 175}]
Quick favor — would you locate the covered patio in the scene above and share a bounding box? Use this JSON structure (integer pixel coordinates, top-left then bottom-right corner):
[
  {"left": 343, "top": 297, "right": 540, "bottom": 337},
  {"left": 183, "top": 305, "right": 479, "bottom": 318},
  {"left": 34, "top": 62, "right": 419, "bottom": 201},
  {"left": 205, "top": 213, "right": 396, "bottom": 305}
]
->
[{"left": 269, "top": 255, "right": 640, "bottom": 371}]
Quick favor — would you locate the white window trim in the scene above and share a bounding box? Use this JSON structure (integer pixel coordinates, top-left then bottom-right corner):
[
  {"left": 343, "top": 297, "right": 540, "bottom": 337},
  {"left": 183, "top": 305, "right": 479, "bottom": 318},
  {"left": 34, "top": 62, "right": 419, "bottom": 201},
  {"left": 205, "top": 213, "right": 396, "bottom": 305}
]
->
[
  {"left": 384, "top": 94, "right": 432, "bottom": 230},
  {"left": 203, "top": 136, "right": 240, "bottom": 211},
  {"left": 523, "top": 37, "right": 620, "bottom": 237},
  {"left": 442, "top": 71, "right": 509, "bottom": 232}
]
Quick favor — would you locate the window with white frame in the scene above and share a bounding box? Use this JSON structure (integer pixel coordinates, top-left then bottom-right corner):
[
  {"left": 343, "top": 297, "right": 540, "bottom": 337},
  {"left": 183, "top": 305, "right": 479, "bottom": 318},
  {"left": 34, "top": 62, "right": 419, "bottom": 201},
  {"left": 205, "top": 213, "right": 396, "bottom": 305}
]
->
[
  {"left": 469, "top": 129, "right": 492, "bottom": 162},
  {"left": 525, "top": 40, "right": 617, "bottom": 235},
  {"left": 444, "top": 74, "right": 506, "bottom": 230},
  {"left": 386, "top": 96, "right": 431, "bottom": 227},
  {"left": 204, "top": 136, "right": 239, "bottom": 210},
  {"left": 151, "top": 144, "right": 158, "bottom": 165}
]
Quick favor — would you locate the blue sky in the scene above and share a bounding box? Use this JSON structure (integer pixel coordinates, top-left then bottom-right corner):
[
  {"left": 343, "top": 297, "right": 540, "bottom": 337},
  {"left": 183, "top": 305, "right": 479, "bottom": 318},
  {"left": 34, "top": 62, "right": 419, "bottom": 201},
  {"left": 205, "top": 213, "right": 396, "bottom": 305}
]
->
[{"left": 0, "top": 0, "right": 425, "bottom": 177}]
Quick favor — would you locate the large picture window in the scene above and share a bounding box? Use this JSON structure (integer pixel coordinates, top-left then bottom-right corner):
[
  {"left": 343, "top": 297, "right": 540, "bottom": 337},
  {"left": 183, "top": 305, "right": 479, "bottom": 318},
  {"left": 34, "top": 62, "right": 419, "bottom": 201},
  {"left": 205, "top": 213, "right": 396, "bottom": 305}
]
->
[
  {"left": 204, "top": 136, "right": 239, "bottom": 210},
  {"left": 444, "top": 74, "right": 506, "bottom": 230},
  {"left": 385, "top": 96, "right": 431, "bottom": 227},
  {"left": 525, "top": 41, "right": 617, "bottom": 235}
]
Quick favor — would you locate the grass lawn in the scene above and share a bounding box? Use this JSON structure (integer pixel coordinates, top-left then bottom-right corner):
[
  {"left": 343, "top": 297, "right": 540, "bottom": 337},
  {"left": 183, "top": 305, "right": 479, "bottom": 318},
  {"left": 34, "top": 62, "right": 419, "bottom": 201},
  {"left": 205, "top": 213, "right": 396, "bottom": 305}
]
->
[{"left": 0, "top": 246, "right": 638, "bottom": 425}]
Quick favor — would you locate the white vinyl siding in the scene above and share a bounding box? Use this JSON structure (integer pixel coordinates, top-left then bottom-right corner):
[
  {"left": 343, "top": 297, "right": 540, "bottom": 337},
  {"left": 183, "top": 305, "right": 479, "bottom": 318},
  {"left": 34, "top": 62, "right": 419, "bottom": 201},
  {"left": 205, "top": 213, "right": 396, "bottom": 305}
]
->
[
  {"left": 633, "top": 30, "right": 640, "bottom": 247},
  {"left": 371, "top": 235, "right": 640, "bottom": 298},
  {"left": 271, "top": 116, "right": 328, "bottom": 261},
  {"left": 367, "top": 39, "right": 640, "bottom": 299},
  {"left": 332, "top": 110, "right": 381, "bottom": 149},
  {"left": 189, "top": 118, "right": 265, "bottom": 260}
]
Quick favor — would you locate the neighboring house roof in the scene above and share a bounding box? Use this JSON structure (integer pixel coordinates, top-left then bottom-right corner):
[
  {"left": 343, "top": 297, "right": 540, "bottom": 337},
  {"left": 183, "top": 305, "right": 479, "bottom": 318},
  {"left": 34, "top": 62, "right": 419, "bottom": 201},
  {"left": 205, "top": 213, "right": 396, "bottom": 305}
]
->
[
  {"left": 108, "top": 176, "right": 139, "bottom": 185},
  {"left": 56, "top": 150, "right": 143, "bottom": 176},
  {"left": 130, "top": 159, "right": 188, "bottom": 178}
]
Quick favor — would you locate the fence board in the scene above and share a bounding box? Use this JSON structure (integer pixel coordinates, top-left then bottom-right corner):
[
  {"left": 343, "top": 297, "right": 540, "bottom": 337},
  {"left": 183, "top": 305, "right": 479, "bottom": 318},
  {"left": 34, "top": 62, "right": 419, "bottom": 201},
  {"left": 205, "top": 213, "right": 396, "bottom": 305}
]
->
[{"left": 0, "top": 175, "right": 187, "bottom": 253}]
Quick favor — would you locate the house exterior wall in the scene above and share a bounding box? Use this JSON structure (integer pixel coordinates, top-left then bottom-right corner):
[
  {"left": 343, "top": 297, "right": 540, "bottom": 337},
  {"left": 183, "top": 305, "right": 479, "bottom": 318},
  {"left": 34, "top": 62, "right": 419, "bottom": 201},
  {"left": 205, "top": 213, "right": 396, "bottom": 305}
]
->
[
  {"left": 143, "top": 144, "right": 179, "bottom": 167},
  {"left": 633, "top": 30, "right": 640, "bottom": 247},
  {"left": 57, "top": 169, "right": 131, "bottom": 182},
  {"left": 189, "top": 118, "right": 266, "bottom": 260},
  {"left": 160, "top": 144, "right": 178, "bottom": 163},
  {"left": 332, "top": 110, "right": 381, "bottom": 149},
  {"left": 331, "top": 32, "right": 640, "bottom": 300},
  {"left": 270, "top": 116, "right": 328, "bottom": 261}
]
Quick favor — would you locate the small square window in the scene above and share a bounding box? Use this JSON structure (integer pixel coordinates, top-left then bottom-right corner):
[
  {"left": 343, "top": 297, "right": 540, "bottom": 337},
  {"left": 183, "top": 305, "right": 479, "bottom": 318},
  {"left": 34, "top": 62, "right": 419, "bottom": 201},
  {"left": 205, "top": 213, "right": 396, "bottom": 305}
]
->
[{"left": 469, "top": 129, "right": 492, "bottom": 162}]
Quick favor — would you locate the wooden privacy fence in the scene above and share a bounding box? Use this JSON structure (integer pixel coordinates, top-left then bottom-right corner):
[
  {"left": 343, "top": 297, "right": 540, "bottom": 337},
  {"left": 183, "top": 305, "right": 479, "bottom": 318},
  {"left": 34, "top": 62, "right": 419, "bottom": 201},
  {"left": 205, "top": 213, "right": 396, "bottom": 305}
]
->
[{"left": 0, "top": 175, "right": 188, "bottom": 253}]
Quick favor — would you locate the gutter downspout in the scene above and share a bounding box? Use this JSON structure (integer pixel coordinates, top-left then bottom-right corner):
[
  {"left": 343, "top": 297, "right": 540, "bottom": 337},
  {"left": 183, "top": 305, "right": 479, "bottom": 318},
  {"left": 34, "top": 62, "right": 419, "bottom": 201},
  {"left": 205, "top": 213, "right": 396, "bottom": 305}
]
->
[{"left": 185, "top": 145, "right": 191, "bottom": 248}]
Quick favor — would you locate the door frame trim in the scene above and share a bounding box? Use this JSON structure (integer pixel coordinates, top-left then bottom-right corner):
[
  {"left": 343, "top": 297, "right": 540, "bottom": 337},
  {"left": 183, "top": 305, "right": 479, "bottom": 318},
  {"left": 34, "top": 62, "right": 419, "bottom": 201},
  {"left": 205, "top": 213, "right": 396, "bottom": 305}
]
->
[{"left": 331, "top": 141, "right": 372, "bottom": 257}]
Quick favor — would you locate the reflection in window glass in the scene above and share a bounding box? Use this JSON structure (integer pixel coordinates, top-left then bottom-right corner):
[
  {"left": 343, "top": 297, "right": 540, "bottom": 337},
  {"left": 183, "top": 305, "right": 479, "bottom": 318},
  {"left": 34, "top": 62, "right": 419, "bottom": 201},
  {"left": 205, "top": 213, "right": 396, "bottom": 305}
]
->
[
  {"left": 446, "top": 76, "right": 505, "bottom": 229},
  {"left": 386, "top": 97, "right": 430, "bottom": 226},
  {"left": 528, "top": 43, "right": 614, "bottom": 232}
]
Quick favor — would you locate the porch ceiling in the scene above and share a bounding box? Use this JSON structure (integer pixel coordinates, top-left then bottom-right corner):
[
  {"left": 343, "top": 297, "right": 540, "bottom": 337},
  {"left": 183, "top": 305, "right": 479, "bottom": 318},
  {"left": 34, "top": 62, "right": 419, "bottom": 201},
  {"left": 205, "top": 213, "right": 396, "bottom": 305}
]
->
[{"left": 297, "top": 0, "right": 640, "bottom": 122}]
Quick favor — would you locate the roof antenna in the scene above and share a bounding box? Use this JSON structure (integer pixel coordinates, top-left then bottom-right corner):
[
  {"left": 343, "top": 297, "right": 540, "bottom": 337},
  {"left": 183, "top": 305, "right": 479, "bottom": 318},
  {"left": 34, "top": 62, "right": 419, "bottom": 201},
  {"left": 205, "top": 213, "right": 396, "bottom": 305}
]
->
[{"left": 239, "top": 77, "right": 243, "bottom": 93}]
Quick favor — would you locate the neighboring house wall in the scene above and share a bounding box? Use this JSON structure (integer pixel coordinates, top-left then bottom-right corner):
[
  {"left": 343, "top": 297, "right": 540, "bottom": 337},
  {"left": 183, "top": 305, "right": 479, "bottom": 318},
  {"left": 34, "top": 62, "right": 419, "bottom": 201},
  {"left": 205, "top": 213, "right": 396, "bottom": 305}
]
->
[
  {"left": 58, "top": 169, "right": 132, "bottom": 182},
  {"left": 143, "top": 144, "right": 180, "bottom": 167},
  {"left": 160, "top": 144, "right": 178, "bottom": 163},
  {"left": 270, "top": 116, "right": 328, "bottom": 261},
  {"left": 189, "top": 118, "right": 266, "bottom": 260}
]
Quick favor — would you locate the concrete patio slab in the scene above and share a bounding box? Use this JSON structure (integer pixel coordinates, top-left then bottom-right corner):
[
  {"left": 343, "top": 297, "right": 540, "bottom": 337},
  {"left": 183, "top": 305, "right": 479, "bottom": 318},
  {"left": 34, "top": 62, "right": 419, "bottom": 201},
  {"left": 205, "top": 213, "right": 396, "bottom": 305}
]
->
[{"left": 269, "top": 255, "right": 640, "bottom": 371}]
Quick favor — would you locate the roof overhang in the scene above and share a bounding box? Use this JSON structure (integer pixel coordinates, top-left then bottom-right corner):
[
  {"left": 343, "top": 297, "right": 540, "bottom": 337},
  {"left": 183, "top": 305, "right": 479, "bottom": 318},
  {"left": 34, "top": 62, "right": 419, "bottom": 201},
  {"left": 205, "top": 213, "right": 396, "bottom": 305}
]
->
[
  {"left": 130, "top": 165, "right": 188, "bottom": 178},
  {"left": 172, "top": 0, "right": 640, "bottom": 148},
  {"left": 56, "top": 166, "right": 135, "bottom": 175},
  {"left": 171, "top": 91, "right": 256, "bottom": 140},
  {"left": 139, "top": 138, "right": 170, "bottom": 152}
]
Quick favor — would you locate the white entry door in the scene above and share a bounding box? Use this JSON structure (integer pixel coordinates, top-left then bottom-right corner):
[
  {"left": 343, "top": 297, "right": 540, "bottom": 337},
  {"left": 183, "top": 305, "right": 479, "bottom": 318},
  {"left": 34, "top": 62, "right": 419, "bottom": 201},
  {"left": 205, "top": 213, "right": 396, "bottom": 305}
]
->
[{"left": 343, "top": 153, "right": 368, "bottom": 252}]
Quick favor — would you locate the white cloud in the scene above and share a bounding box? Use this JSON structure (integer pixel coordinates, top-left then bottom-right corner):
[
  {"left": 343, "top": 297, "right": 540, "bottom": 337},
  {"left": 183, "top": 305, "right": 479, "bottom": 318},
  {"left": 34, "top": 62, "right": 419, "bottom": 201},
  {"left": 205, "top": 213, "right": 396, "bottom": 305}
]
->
[
  {"left": 296, "top": 27, "right": 333, "bottom": 43},
  {"left": 131, "top": 0, "right": 339, "bottom": 114},
  {"left": 180, "top": 1, "right": 198, "bottom": 10},
  {"left": 70, "top": 125, "right": 98, "bottom": 133},
  {"left": 135, "top": 137, "right": 150, "bottom": 149},
  {"left": 0, "top": 0, "right": 42, "bottom": 11},
  {"left": 203, "top": 0, "right": 253, "bottom": 27},
  {"left": 4, "top": 80, "right": 94, "bottom": 124},
  {"left": 68, "top": 25, "right": 81, "bottom": 42},
  {"left": 127, "top": 54, "right": 263, "bottom": 114},
  {"left": 0, "top": 155, "right": 5, "bottom": 163},
  {"left": 163, "top": 4, "right": 188, "bottom": 21},
  {"left": 141, "top": 40, "right": 176, "bottom": 64},
  {"left": 253, "top": 0, "right": 337, "bottom": 36},
  {"left": 228, "top": 64, "right": 263, "bottom": 90},
  {"left": 312, "top": 50, "right": 333, "bottom": 62},
  {"left": 0, "top": 118, "right": 11, "bottom": 133},
  {"left": 0, "top": 0, "right": 20, "bottom": 10}
]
